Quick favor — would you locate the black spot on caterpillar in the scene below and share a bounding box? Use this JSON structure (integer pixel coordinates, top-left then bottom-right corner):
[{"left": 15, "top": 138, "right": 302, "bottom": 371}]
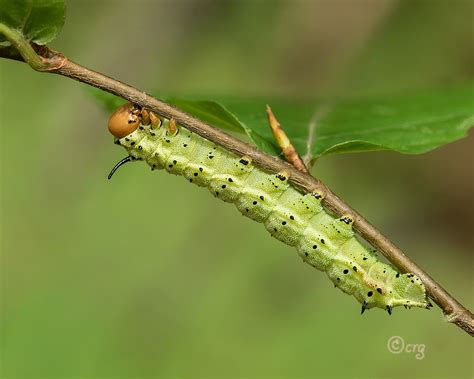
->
[{"left": 107, "top": 103, "right": 429, "bottom": 314}]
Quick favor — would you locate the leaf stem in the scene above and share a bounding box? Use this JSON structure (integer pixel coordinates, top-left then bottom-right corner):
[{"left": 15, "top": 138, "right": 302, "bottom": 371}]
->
[
  {"left": 1, "top": 44, "right": 472, "bottom": 336},
  {"left": 0, "top": 23, "right": 65, "bottom": 71}
]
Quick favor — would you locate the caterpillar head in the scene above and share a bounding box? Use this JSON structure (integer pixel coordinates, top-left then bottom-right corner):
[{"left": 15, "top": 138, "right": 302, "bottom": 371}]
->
[
  {"left": 108, "top": 103, "right": 161, "bottom": 138},
  {"left": 107, "top": 104, "right": 163, "bottom": 179},
  {"left": 108, "top": 103, "right": 141, "bottom": 138}
]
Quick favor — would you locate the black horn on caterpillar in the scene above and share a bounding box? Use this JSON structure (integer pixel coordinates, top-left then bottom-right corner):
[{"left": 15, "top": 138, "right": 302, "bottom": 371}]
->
[{"left": 108, "top": 156, "right": 132, "bottom": 179}]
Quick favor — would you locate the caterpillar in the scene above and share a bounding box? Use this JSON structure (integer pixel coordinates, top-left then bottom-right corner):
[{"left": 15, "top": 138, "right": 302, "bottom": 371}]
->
[{"left": 107, "top": 103, "right": 430, "bottom": 315}]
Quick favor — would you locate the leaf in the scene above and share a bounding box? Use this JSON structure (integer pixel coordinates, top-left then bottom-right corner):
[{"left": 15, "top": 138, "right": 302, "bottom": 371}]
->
[
  {"left": 215, "top": 97, "right": 317, "bottom": 156},
  {"left": 216, "top": 83, "right": 474, "bottom": 158},
  {"left": 0, "top": 0, "right": 66, "bottom": 45},
  {"left": 89, "top": 88, "right": 279, "bottom": 153},
  {"left": 313, "top": 84, "right": 474, "bottom": 157},
  {"left": 87, "top": 87, "right": 126, "bottom": 112},
  {"left": 90, "top": 84, "right": 474, "bottom": 159},
  {"left": 166, "top": 99, "right": 244, "bottom": 134},
  {"left": 166, "top": 98, "right": 278, "bottom": 154}
]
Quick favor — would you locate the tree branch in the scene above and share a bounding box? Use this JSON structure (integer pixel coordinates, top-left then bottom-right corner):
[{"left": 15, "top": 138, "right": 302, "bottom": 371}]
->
[{"left": 2, "top": 45, "right": 472, "bottom": 336}]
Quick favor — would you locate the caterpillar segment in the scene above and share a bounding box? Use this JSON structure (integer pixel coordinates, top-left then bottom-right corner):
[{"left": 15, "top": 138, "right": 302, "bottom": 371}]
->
[{"left": 107, "top": 103, "right": 430, "bottom": 314}]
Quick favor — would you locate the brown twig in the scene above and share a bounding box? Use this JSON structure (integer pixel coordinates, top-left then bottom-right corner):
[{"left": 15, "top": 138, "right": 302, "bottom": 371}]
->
[
  {"left": 1, "top": 44, "right": 472, "bottom": 336},
  {"left": 266, "top": 105, "right": 309, "bottom": 173}
]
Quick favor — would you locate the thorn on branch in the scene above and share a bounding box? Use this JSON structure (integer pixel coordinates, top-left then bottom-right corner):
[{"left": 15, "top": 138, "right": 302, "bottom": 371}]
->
[{"left": 266, "top": 105, "right": 309, "bottom": 174}]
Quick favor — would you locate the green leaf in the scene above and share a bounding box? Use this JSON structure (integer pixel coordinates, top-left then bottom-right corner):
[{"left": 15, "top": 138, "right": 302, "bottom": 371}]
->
[
  {"left": 215, "top": 97, "right": 317, "bottom": 156},
  {"left": 166, "top": 99, "right": 244, "bottom": 134},
  {"left": 0, "top": 0, "right": 66, "bottom": 45},
  {"left": 87, "top": 87, "right": 126, "bottom": 112},
  {"left": 88, "top": 88, "right": 278, "bottom": 153},
  {"left": 313, "top": 84, "right": 474, "bottom": 157},
  {"left": 90, "top": 84, "right": 474, "bottom": 160},
  {"left": 217, "top": 83, "right": 474, "bottom": 159},
  {"left": 166, "top": 98, "right": 278, "bottom": 154}
]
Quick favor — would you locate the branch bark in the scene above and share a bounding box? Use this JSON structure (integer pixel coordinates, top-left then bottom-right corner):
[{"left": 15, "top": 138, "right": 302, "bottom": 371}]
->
[{"left": 2, "top": 45, "right": 472, "bottom": 336}]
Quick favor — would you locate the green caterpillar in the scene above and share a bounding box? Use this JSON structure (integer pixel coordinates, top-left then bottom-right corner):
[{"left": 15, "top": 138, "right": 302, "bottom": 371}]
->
[{"left": 107, "top": 103, "right": 430, "bottom": 314}]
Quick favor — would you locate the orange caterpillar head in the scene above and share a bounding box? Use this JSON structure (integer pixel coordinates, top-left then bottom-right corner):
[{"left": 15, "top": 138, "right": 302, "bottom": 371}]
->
[
  {"left": 108, "top": 103, "right": 141, "bottom": 138},
  {"left": 107, "top": 103, "right": 162, "bottom": 179},
  {"left": 108, "top": 103, "right": 161, "bottom": 138}
]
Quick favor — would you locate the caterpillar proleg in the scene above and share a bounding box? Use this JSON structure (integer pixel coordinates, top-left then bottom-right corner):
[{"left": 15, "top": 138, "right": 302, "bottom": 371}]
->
[{"left": 108, "top": 103, "right": 430, "bottom": 314}]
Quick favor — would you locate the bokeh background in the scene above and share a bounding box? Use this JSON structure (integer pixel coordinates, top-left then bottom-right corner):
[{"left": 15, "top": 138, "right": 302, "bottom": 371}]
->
[{"left": 1, "top": 0, "right": 473, "bottom": 378}]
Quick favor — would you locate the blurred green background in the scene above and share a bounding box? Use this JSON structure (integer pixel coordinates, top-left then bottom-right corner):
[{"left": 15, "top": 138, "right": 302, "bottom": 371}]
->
[{"left": 1, "top": 0, "right": 473, "bottom": 378}]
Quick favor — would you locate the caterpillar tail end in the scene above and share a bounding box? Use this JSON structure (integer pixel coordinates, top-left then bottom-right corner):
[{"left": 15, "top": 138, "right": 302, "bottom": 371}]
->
[
  {"left": 357, "top": 271, "right": 429, "bottom": 315},
  {"left": 388, "top": 272, "right": 430, "bottom": 311}
]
